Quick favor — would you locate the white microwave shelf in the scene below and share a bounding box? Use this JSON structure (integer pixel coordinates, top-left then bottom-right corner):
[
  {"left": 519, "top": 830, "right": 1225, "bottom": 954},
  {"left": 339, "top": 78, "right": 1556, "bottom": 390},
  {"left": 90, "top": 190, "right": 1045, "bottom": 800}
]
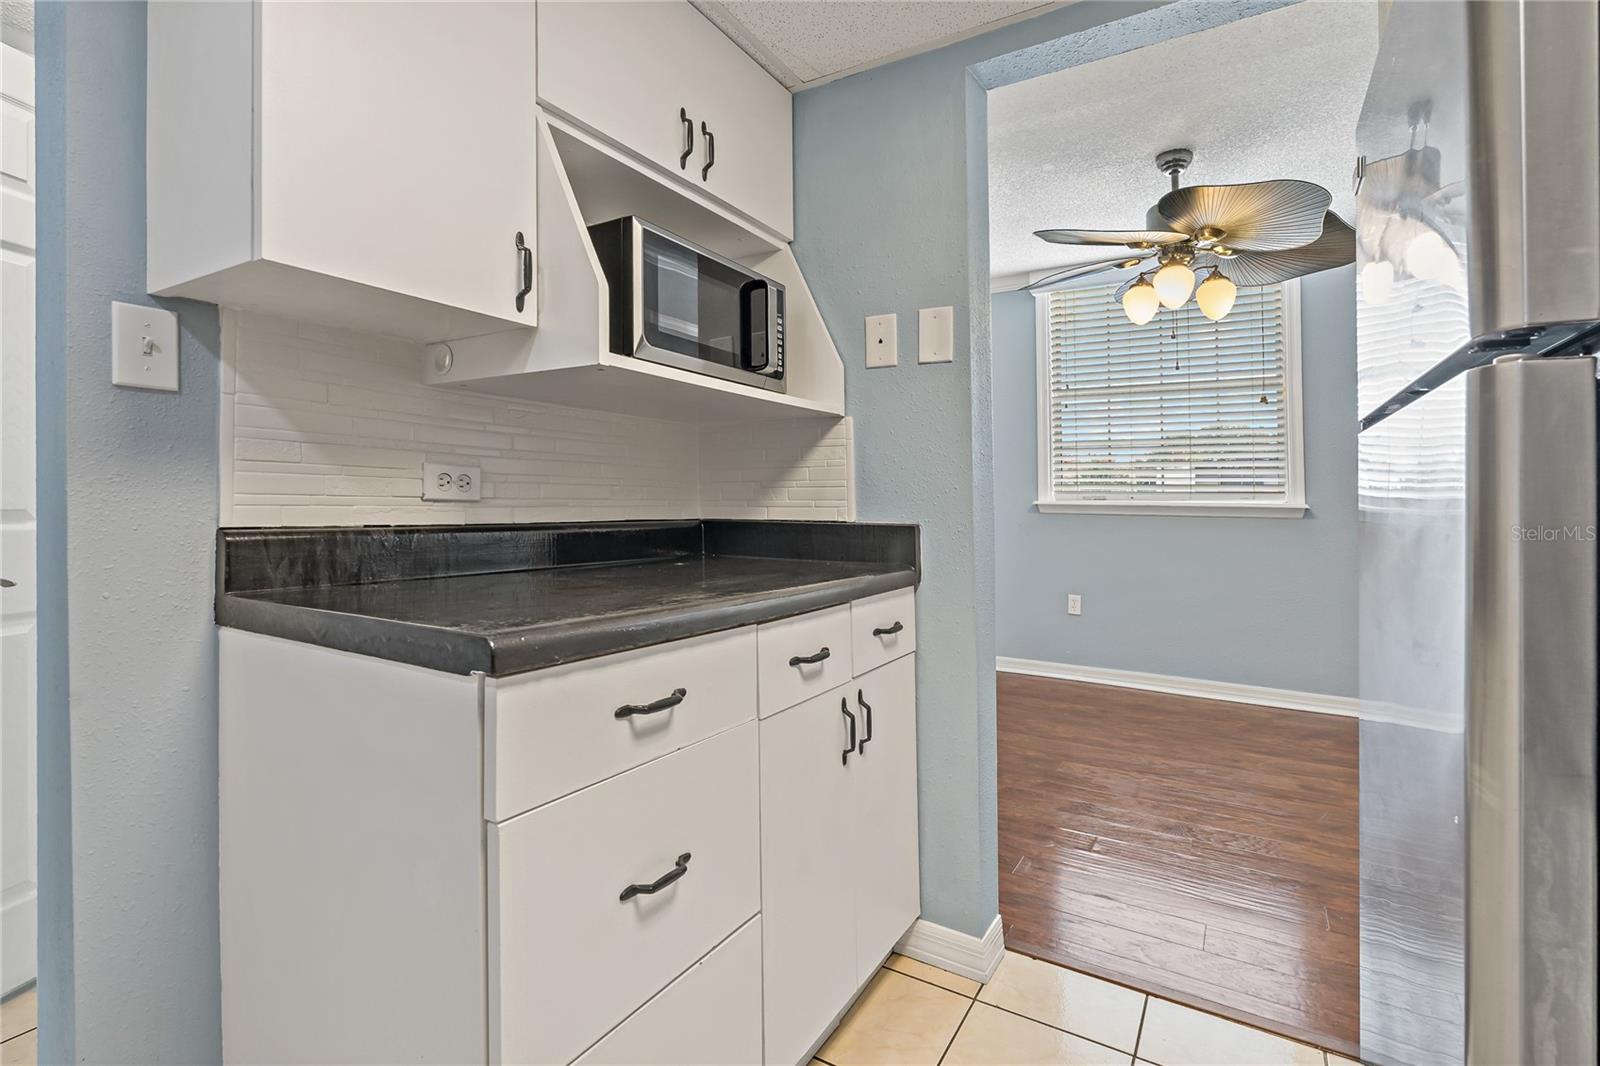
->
[{"left": 422, "top": 115, "right": 845, "bottom": 423}]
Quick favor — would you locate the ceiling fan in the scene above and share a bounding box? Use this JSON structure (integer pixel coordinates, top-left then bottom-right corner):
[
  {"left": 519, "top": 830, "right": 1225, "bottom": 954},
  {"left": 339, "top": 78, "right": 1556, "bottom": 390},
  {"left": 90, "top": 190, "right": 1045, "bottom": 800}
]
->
[{"left": 1025, "top": 148, "right": 1355, "bottom": 324}]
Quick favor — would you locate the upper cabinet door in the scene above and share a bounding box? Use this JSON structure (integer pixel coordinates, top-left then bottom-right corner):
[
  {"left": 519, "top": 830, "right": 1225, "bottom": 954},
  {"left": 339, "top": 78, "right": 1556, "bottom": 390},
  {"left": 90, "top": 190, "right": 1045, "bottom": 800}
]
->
[
  {"left": 537, "top": 0, "right": 794, "bottom": 239},
  {"left": 256, "top": 1, "right": 538, "bottom": 327}
]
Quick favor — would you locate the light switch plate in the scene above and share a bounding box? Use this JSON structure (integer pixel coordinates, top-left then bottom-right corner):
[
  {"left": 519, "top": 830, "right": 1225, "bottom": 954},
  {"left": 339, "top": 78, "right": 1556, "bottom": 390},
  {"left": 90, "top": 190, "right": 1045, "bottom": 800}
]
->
[
  {"left": 918, "top": 306, "right": 954, "bottom": 364},
  {"left": 865, "top": 313, "right": 898, "bottom": 368},
  {"left": 422, "top": 462, "right": 482, "bottom": 502},
  {"left": 111, "top": 301, "right": 179, "bottom": 391}
]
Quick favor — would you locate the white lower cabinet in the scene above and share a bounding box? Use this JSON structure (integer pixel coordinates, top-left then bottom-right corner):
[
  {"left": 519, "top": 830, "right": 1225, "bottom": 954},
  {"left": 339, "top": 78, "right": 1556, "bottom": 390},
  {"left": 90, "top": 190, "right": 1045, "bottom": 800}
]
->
[
  {"left": 219, "top": 588, "right": 918, "bottom": 1066},
  {"left": 851, "top": 654, "right": 922, "bottom": 985},
  {"left": 761, "top": 652, "right": 921, "bottom": 1064},
  {"left": 576, "top": 917, "right": 764, "bottom": 1066},
  {"left": 760, "top": 687, "right": 862, "bottom": 1066}
]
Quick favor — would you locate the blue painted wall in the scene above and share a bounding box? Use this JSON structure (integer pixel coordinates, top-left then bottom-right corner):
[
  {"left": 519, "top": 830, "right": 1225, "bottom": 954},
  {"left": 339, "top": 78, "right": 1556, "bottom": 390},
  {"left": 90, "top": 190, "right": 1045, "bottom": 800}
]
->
[
  {"left": 791, "top": 0, "right": 1307, "bottom": 939},
  {"left": 35, "top": 3, "right": 222, "bottom": 1059},
  {"left": 990, "top": 267, "right": 1359, "bottom": 696}
]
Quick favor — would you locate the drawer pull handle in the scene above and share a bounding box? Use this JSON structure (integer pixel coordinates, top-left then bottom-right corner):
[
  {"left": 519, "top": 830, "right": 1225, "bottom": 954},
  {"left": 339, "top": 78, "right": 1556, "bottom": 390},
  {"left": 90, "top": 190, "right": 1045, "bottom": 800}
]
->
[
  {"left": 841, "top": 698, "right": 857, "bottom": 765},
  {"left": 873, "top": 621, "right": 904, "bottom": 638},
  {"left": 790, "top": 646, "right": 831, "bottom": 668},
  {"left": 620, "top": 852, "right": 692, "bottom": 902},
  {"left": 857, "top": 689, "right": 873, "bottom": 755},
  {"left": 614, "top": 688, "right": 688, "bottom": 720}
]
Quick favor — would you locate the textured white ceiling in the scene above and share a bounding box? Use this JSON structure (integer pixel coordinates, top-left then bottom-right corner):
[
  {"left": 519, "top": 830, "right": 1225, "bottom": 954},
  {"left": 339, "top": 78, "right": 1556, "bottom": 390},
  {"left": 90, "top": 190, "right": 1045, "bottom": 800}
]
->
[
  {"left": 693, "top": 0, "right": 1058, "bottom": 90},
  {"left": 988, "top": 1, "right": 1379, "bottom": 285}
]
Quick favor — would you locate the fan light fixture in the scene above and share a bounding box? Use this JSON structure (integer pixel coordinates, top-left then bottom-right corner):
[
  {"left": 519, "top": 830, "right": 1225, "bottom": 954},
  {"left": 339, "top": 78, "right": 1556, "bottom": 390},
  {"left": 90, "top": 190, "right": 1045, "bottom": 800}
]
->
[
  {"left": 1195, "top": 269, "right": 1238, "bottom": 321},
  {"left": 1122, "top": 277, "right": 1160, "bottom": 325},
  {"left": 1153, "top": 260, "right": 1196, "bottom": 309},
  {"left": 1026, "top": 148, "right": 1355, "bottom": 325}
]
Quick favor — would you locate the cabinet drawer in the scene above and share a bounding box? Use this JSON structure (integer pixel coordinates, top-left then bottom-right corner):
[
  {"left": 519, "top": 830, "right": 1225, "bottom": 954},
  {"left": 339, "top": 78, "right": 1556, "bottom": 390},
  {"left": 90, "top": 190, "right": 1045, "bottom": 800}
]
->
[
  {"left": 757, "top": 605, "right": 854, "bottom": 717},
  {"left": 575, "top": 916, "right": 763, "bottom": 1066},
  {"left": 851, "top": 588, "right": 917, "bottom": 676},
  {"left": 489, "top": 723, "right": 760, "bottom": 1066},
  {"left": 486, "top": 627, "right": 757, "bottom": 821}
]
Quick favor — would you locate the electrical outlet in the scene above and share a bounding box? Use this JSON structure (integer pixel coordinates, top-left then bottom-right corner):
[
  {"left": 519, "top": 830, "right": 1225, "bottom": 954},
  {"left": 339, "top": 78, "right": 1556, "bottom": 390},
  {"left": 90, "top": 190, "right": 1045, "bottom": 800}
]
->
[
  {"left": 422, "top": 462, "right": 482, "bottom": 502},
  {"left": 1067, "top": 593, "right": 1082, "bottom": 616}
]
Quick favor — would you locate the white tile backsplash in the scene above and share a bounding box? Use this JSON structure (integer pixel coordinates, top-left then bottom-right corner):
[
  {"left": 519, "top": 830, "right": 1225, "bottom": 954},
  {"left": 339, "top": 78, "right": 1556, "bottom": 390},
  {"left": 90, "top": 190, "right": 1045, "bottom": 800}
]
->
[{"left": 221, "top": 310, "right": 854, "bottom": 526}]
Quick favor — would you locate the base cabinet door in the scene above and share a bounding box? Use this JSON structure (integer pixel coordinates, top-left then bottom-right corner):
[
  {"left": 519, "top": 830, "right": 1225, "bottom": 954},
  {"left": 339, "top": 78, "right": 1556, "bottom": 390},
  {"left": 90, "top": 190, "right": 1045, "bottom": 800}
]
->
[
  {"left": 851, "top": 654, "right": 921, "bottom": 984},
  {"left": 760, "top": 685, "right": 858, "bottom": 1066}
]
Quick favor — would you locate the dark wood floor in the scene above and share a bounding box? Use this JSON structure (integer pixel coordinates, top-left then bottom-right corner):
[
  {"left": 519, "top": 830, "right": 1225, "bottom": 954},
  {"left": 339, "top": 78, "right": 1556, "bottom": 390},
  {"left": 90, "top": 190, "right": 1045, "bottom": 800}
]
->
[{"left": 997, "top": 672, "right": 1360, "bottom": 1059}]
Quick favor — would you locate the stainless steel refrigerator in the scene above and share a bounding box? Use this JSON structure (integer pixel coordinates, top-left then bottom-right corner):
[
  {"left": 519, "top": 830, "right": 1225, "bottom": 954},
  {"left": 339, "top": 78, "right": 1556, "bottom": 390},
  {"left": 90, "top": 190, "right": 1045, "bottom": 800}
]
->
[{"left": 1356, "top": 2, "right": 1600, "bottom": 1064}]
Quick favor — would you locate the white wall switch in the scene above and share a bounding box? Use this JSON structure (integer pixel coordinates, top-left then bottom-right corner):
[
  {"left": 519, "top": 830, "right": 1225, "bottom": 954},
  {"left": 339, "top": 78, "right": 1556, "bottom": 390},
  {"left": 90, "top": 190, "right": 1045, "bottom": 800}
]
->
[
  {"left": 1067, "top": 593, "right": 1082, "bottom": 616},
  {"left": 864, "top": 313, "right": 898, "bottom": 368},
  {"left": 422, "top": 462, "right": 482, "bottom": 502},
  {"left": 918, "top": 305, "right": 955, "bottom": 364},
  {"left": 111, "top": 301, "right": 179, "bottom": 391}
]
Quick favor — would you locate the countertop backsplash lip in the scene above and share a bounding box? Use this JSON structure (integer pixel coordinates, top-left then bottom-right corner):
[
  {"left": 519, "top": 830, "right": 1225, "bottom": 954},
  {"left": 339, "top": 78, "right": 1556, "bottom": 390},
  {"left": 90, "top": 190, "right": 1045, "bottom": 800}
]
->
[{"left": 215, "top": 519, "right": 919, "bottom": 676}]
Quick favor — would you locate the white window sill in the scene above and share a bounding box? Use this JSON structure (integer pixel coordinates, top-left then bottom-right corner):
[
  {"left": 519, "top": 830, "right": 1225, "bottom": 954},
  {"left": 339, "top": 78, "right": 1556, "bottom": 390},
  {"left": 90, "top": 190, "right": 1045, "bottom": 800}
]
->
[{"left": 1034, "top": 498, "right": 1308, "bottom": 518}]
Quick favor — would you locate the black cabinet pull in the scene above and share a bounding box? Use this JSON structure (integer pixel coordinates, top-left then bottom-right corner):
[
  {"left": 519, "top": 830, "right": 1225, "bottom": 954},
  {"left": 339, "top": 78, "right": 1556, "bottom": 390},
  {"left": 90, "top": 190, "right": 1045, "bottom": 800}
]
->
[
  {"left": 857, "top": 689, "right": 873, "bottom": 755},
  {"left": 789, "top": 646, "right": 831, "bottom": 668},
  {"left": 841, "top": 698, "right": 857, "bottom": 765},
  {"left": 872, "top": 621, "right": 904, "bottom": 638},
  {"left": 614, "top": 687, "right": 688, "bottom": 720},
  {"left": 679, "top": 107, "right": 694, "bottom": 169},
  {"left": 514, "top": 231, "right": 533, "bottom": 312},
  {"left": 701, "top": 122, "right": 715, "bottom": 180},
  {"left": 619, "top": 852, "right": 692, "bottom": 902}
]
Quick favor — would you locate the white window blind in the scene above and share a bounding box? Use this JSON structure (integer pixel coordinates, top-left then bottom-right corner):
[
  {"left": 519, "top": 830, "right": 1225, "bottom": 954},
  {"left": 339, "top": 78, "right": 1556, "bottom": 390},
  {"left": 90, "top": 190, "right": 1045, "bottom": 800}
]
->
[{"left": 1037, "top": 280, "right": 1303, "bottom": 514}]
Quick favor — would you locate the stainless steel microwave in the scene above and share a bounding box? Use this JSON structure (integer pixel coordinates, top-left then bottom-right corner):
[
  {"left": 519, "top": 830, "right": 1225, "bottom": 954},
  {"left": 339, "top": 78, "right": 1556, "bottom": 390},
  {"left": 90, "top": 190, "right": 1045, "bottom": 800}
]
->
[{"left": 588, "top": 217, "right": 786, "bottom": 393}]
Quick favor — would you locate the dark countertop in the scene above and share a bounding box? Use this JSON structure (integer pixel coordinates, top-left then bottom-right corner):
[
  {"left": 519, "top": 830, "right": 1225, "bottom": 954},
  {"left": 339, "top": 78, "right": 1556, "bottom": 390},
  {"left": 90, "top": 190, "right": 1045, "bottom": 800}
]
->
[{"left": 217, "top": 520, "right": 918, "bottom": 676}]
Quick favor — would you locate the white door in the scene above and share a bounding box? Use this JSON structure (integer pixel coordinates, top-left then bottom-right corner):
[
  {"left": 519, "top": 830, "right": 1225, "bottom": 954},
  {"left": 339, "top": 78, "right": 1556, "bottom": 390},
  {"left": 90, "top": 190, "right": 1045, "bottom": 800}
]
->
[
  {"left": 255, "top": 1, "right": 538, "bottom": 327},
  {"left": 0, "top": 40, "right": 37, "bottom": 997},
  {"left": 852, "top": 654, "right": 920, "bottom": 985},
  {"left": 760, "top": 684, "right": 857, "bottom": 1066}
]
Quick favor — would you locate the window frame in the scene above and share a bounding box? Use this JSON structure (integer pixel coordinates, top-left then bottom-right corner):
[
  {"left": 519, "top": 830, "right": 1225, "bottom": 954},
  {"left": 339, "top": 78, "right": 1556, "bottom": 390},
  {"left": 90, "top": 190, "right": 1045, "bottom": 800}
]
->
[{"left": 1032, "top": 278, "right": 1307, "bottom": 518}]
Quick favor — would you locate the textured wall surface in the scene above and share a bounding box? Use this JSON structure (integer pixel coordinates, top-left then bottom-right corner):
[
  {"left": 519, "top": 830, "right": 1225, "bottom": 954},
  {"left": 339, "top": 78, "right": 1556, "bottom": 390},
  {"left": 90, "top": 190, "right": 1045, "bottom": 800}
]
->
[
  {"left": 222, "top": 311, "right": 853, "bottom": 525},
  {"left": 33, "top": 2, "right": 223, "bottom": 1060},
  {"left": 991, "top": 266, "right": 1359, "bottom": 696}
]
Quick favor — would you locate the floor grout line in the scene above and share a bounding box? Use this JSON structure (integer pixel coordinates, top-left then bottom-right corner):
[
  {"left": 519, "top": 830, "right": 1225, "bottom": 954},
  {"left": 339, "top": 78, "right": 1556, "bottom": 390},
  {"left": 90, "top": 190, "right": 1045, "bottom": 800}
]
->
[
  {"left": 965, "top": 997, "right": 1142, "bottom": 1059},
  {"left": 1133, "top": 994, "right": 1150, "bottom": 1061},
  {"left": 934, "top": 996, "right": 978, "bottom": 1066},
  {"left": 881, "top": 962, "right": 980, "bottom": 999}
]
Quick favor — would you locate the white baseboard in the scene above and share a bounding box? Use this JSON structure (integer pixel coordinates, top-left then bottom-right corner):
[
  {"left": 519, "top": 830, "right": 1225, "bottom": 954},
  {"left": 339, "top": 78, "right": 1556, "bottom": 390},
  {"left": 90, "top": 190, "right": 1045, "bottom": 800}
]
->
[
  {"left": 895, "top": 914, "right": 1005, "bottom": 983},
  {"left": 996, "top": 656, "right": 1359, "bottom": 719}
]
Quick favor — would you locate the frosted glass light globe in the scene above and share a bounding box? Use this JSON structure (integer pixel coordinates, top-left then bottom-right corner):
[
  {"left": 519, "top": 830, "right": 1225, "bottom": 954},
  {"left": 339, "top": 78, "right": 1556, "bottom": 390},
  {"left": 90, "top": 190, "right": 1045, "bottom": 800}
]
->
[
  {"left": 1122, "top": 280, "right": 1160, "bottom": 325},
  {"left": 1195, "top": 271, "right": 1238, "bottom": 321},
  {"left": 1153, "top": 261, "right": 1196, "bottom": 309}
]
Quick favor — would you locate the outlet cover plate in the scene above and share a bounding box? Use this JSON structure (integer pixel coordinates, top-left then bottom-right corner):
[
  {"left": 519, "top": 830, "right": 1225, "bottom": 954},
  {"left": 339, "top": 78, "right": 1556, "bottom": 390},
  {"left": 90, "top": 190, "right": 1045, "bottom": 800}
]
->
[
  {"left": 111, "top": 301, "right": 179, "bottom": 391},
  {"left": 865, "top": 313, "right": 898, "bottom": 368},
  {"left": 422, "top": 462, "right": 482, "bottom": 502},
  {"left": 919, "top": 305, "right": 954, "bottom": 364}
]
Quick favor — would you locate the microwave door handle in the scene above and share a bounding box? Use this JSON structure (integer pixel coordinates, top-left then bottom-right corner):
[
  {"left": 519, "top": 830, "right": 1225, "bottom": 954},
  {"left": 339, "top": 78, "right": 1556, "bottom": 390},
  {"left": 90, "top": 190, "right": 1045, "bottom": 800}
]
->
[{"left": 741, "top": 280, "right": 769, "bottom": 372}]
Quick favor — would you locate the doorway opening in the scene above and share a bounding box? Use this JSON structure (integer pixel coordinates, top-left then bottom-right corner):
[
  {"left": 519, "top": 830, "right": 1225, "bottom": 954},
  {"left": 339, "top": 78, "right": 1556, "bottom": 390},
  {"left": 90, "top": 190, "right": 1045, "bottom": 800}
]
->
[{"left": 985, "top": 3, "right": 1373, "bottom": 1058}]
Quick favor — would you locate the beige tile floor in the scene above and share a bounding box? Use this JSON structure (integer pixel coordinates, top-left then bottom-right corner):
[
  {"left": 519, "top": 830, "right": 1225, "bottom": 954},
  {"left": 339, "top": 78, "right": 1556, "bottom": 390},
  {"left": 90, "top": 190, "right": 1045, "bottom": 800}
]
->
[
  {"left": 0, "top": 986, "right": 36, "bottom": 1066},
  {"left": 0, "top": 957, "right": 1366, "bottom": 1066},
  {"left": 816, "top": 951, "right": 1359, "bottom": 1066}
]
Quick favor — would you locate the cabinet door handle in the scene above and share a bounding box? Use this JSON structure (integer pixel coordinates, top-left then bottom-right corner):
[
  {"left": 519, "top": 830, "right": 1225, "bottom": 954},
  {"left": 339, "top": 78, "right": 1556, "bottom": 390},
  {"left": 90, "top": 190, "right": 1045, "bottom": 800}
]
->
[
  {"left": 857, "top": 689, "right": 873, "bottom": 755},
  {"left": 679, "top": 107, "right": 694, "bottom": 170},
  {"left": 701, "top": 122, "right": 715, "bottom": 180},
  {"left": 614, "top": 687, "right": 688, "bottom": 720},
  {"left": 841, "top": 698, "right": 857, "bottom": 765},
  {"left": 789, "top": 646, "right": 830, "bottom": 668},
  {"left": 514, "top": 231, "right": 533, "bottom": 312},
  {"left": 619, "top": 852, "right": 692, "bottom": 902},
  {"left": 872, "top": 621, "right": 904, "bottom": 638}
]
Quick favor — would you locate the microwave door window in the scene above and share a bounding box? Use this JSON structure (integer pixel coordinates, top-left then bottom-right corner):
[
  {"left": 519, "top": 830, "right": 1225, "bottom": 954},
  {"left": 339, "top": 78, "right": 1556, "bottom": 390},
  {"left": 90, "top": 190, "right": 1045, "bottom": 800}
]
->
[{"left": 642, "top": 232, "right": 743, "bottom": 369}]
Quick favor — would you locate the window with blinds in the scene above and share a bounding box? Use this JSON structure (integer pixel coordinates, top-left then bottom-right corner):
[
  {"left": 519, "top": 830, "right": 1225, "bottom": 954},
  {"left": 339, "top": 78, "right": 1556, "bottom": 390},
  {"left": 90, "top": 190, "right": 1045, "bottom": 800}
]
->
[{"left": 1036, "top": 279, "right": 1304, "bottom": 514}]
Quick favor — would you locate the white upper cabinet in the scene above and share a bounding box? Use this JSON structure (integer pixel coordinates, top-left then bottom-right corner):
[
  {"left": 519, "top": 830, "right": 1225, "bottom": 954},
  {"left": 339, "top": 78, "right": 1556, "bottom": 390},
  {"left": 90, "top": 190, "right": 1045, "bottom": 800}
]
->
[
  {"left": 147, "top": 1, "right": 538, "bottom": 343},
  {"left": 537, "top": 0, "right": 794, "bottom": 240}
]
